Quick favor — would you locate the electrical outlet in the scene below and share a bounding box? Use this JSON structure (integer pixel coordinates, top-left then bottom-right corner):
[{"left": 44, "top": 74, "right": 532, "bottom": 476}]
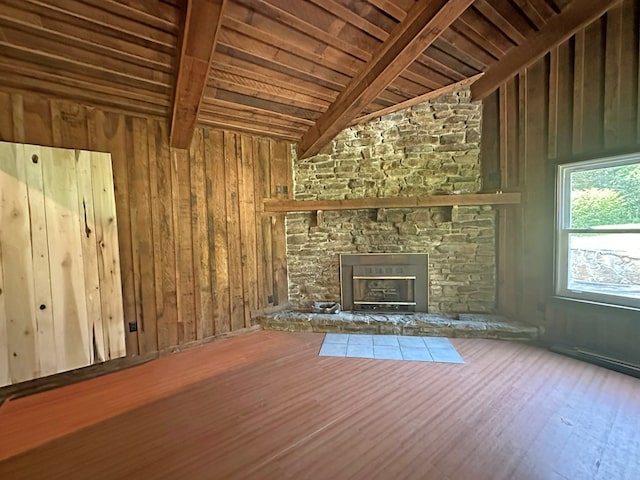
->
[{"left": 128, "top": 322, "right": 138, "bottom": 332}]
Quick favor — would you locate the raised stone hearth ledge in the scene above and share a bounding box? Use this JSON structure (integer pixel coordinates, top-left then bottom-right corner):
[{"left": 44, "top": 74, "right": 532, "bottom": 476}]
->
[{"left": 256, "top": 310, "right": 541, "bottom": 341}]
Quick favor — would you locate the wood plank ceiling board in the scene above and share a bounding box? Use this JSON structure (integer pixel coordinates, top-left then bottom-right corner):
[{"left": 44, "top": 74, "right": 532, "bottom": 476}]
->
[
  {"left": 0, "top": 0, "right": 615, "bottom": 145},
  {"left": 297, "top": 0, "right": 476, "bottom": 159},
  {"left": 170, "top": 0, "right": 226, "bottom": 149},
  {"left": 471, "top": 0, "right": 625, "bottom": 100},
  {"left": 0, "top": 0, "right": 182, "bottom": 119}
]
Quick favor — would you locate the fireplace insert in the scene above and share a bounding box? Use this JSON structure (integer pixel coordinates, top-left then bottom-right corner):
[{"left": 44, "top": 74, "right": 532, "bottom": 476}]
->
[{"left": 340, "top": 253, "right": 428, "bottom": 312}]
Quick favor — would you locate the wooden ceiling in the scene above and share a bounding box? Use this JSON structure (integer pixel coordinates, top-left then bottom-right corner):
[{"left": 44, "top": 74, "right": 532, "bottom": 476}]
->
[{"left": 0, "top": 0, "right": 622, "bottom": 155}]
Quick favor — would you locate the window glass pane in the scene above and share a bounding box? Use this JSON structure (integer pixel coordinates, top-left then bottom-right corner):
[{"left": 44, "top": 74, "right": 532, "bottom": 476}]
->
[
  {"left": 568, "top": 233, "right": 640, "bottom": 300},
  {"left": 570, "top": 163, "right": 640, "bottom": 228}
]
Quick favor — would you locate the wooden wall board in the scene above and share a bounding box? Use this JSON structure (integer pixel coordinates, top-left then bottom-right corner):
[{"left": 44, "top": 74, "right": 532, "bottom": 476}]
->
[
  {"left": 23, "top": 145, "right": 56, "bottom": 376},
  {"left": 0, "top": 235, "right": 8, "bottom": 387},
  {"left": 174, "top": 147, "right": 196, "bottom": 344},
  {"left": 190, "top": 129, "right": 213, "bottom": 340},
  {"left": 0, "top": 142, "right": 39, "bottom": 383},
  {"left": 88, "top": 110, "right": 139, "bottom": 357},
  {"left": 253, "top": 138, "right": 274, "bottom": 309},
  {"left": 580, "top": 18, "right": 606, "bottom": 154},
  {"left": 147, "top": 118, "right": 167, "bottom": 347},
  {"left": 209, "top": 130, "right": 232, "bottom": 335},
  {"left": 603, "top": 1, "right": 639, "bottom": 149},
  {"left": 0, "top": 90, "right": 290, "bottom": 378},
  {"left": 223, "top": 131, "right": 245, "bottom": 332},
  {"left": 129, "top": 118, "right": 159, "bottom": 353},
  {"left": 152, "top": 121, "right": 179, "bottom": 350},
  {"left": 238, "top": 135, "right": 259, "bottom": 327},
  {"left": 90, "top": 152, "right": 126, "bottom": 360},
  {"left": 271, "top": 214, "right": 288, "bottom": 307},
  {"left": 482, "top": 0, "right": 640, "bottom": 365},
  {"left": 74, "top": 149, "right": 104, "bottom": 364},
  {"left": 40, "top": 146, "right": 91, "bottom": 372}
]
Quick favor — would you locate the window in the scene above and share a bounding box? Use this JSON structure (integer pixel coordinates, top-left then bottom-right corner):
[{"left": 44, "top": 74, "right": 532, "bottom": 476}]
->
[{"left": 555, "top": 153, "right": 640, "bottom": 309}]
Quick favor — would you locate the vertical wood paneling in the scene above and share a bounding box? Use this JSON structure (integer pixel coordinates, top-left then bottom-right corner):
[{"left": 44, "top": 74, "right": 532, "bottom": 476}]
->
[
  {"left": 0, "top": 90, "right": 290, "bottom": 375},
  {"left": 547, "top": 47, "right": 560, "bottom": 160},
  {"left": 154, "top": 121, "right": 179, "bottom": 350},
  {"left": 202, "top": 131, "right": 218, "bottom": 338},
  {"left": 210, "top": 130, "right": 231, "bottom": 335},
  {"left": 190, "top": 129, "right": 213, "bottom": 340},
  {"left": 572, "top": 30, "right": 586, "bottom": 154},
  {"left": 238, "top": 135, "right": 259, "bottom": 327},
  {"left": 23, "top": 146, "right": 56, "bottom": 376},
  {"left": 253, "top": 138, "right": 274, "bottom": 308},
  {"left": 0, "top": 237, "right": 8, "bottom": 387},
  {"left": 608, "top": 1, "right": 638, "bottom": 147},
  {"left": 74, "top": 149, "right": 104, "bottom": 364},
  {"left": 129, "top": 118, "right": 158, "bottom": 353},
  {"left": 41, "top": 146, "right": 91, "bottom": 372},
  {"left": 522, "top": 60, "right": 550, "bottom": 325},
  {"left": 91, "top": 152, "right": 126, "bottom": 360},
  {"left": 482, "top": 0, "right": 640, "bottom": 364},
  {"left": 272, "top": 215, "right": 288, "bottom": 306},
  {"left": 604, "top": 6, "right": 624, "bottom": 149},
  {"left": 581, "top": 18, "right": 606, "bottom": 153},
  {"left": 174, "top": 147, "right": 196, "bottom": 344},
  {"left": 555, "top": 41, "right": 574, "bottom": 159},
  {"left": 89, "top": 111, "right": 139, "bottom": 356},
  {"left": 480, "top": 90, "right": 500, "bottom": 191},
  {"left": 0, "top": 93, "right": 12, "bottom": 140},
  {"left": 0, "top": 143, "right": 38, "bottom": 383},
  {"left": 223, "top": 132, "right": 245, "bottom": 332},
  {"left": 147, "top": 119, "right": 165, "bottom": 347}
]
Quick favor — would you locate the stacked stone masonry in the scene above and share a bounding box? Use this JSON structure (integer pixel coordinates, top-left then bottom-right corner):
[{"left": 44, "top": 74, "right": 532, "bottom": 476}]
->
[{"left": 286, "top": 88, "right": 496, "bottom": 314}]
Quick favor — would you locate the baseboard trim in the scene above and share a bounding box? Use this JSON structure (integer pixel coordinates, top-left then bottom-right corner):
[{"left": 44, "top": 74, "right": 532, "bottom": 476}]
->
[{"left": 550, "top": 345, "right": 640, "bottom": 379}]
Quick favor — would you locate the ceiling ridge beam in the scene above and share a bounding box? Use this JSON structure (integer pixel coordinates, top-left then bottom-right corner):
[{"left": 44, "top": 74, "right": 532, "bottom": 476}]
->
[
  {"left": 471, "top": 0, "right": 623, "bottom": 100},
  {"left": 170, "top": 0, "right": 226, "bottom": 149},
  {"left": 297, "top": 0, "right": 475, "bottom": 159}
]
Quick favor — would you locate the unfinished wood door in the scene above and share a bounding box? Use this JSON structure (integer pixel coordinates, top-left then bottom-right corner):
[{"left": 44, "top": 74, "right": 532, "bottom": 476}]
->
[{"left": 0, "top": 142, "right": 126, "bottom": 387}]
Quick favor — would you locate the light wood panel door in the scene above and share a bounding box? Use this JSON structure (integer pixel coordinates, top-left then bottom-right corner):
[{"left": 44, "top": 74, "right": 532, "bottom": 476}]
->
[{"left": 0, "top": 142, "right": 125, "bottom": 387}]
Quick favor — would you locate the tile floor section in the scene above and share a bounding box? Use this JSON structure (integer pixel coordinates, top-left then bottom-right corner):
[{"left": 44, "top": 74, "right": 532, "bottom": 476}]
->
[{"left": 319, "top": 334, "right": 464, "bottom": 363}]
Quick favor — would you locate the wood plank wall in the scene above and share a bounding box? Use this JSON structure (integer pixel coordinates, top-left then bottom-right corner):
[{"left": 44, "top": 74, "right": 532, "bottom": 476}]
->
[
  {"left": 481, "top": 0, "right": 640, "bottom": 364},
  {"left": 0, "top": 91, "right": 291, "bottom": 359}
]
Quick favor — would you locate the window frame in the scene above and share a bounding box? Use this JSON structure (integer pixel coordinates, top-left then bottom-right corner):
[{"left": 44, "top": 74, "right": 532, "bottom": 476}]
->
[{"left": 555, "top": 152, "right": 640, "bottom": 310}]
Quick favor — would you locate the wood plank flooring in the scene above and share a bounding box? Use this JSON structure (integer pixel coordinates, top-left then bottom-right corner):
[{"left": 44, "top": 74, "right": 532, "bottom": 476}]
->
[{"left": 0, "top": 330, "right": 639, "bottom": 479}]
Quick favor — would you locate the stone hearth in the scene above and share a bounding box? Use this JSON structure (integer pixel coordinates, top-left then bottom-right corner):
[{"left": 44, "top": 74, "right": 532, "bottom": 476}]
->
[{"left": 256, "top": 311, "right": 541, "bottom": 341}]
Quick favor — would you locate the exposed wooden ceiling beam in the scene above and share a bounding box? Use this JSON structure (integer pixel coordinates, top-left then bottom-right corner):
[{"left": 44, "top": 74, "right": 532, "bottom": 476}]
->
[
  {"left": 170, "top": 0, "right": 226, "bottom": 149},
  {"left": 471, "top": 0, "right": 623, "bottom": 100},
  {"left": 296, "top": 0, "right": 475, "bottom": 159},
  {"left": 350, "top": 73, "right": 484, "bottom": 126}
]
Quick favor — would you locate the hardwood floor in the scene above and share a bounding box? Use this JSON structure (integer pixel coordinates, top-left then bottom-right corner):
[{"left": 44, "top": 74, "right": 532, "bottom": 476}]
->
[{"left": 0, "top": 330, "right": 638, "bottom": 479}]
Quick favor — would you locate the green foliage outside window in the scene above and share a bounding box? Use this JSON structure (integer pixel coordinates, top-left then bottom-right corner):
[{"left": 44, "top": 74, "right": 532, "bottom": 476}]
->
[{"left": 570, "top": 164, "right": 640, "bottom": 228}]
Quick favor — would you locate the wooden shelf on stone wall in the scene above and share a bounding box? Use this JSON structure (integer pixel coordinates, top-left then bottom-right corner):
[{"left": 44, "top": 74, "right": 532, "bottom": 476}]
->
[{"left": 262, "top": 192, "right": 521, "bottom": 213}]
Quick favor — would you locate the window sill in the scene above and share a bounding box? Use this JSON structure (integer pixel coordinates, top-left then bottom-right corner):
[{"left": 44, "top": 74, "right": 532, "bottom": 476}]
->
[{"left": 551, "top": 295, "right": 640, "bottom": 314}]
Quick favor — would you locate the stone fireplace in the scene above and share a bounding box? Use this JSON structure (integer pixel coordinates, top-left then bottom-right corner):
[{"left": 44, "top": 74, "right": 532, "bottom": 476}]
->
[
  {"left": 286, "top": 88, "right": 496, "bottom": 315},
  {"left": 340, "top": 253, "right": 428, "bottom": 312}
]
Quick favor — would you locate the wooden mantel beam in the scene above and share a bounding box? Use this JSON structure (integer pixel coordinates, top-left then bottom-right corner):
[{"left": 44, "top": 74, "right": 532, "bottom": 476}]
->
[
  {"left": 297, "top": 0, "right": 475, "bottom": 159},
  {"left": 263, "top": 192, "right": 521, "bottom": 213},
  {"left": 471, "top": 0, "right": 623, "bottom": 100},
  {"left": 170, "top": 0, "right": 226, "bottom": 149}
]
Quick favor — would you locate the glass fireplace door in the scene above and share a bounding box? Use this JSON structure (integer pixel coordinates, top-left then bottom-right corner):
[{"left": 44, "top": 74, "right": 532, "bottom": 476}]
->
[{"left": 352, "top": 265, "right": 417, "bottom": 312}]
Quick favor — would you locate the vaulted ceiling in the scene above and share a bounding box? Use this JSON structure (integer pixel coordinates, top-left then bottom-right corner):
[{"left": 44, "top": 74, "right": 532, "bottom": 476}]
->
[{"left": 0, "top": 0, "right": 621, "bottom": 156}]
